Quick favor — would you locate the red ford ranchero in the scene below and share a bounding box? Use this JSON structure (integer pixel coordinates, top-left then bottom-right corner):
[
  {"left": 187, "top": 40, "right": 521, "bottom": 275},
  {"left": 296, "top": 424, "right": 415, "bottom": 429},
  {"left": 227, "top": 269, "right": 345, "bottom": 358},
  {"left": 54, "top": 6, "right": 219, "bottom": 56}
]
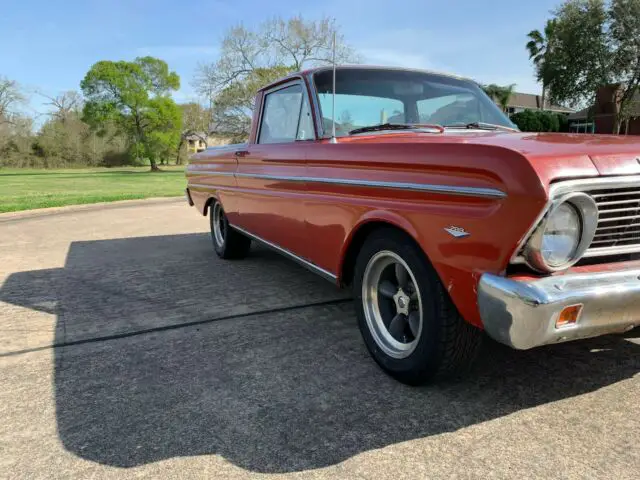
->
[{"left": 186, "top": 66, "right": 640, "bottom": 385}]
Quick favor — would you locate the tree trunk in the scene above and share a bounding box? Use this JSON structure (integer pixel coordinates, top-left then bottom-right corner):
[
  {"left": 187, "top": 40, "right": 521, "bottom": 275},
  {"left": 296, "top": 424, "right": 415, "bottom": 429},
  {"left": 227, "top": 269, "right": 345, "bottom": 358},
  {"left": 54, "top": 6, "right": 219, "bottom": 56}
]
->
[
  {"left": 540, "top": 84, "right": 546, "bottom": 110},
  {"left": 149, "top": 157, "right": 159, "bottom": 171},
  {"left": 613, "top": 114, "right": 622, "bottom": 135},
  {"left": 176, "top": 138, "right": 184, "bottom": 165}
]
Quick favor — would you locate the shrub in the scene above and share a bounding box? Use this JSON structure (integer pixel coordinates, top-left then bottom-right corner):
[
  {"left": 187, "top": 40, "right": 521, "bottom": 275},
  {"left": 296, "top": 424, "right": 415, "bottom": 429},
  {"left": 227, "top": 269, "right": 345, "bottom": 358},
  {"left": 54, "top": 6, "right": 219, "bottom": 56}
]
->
[
  {"left": 511, "top": 110, "right": 543, "bottom": 132},
  {"left": 511, "top": 110, "right": 568, "bottom": 132}
]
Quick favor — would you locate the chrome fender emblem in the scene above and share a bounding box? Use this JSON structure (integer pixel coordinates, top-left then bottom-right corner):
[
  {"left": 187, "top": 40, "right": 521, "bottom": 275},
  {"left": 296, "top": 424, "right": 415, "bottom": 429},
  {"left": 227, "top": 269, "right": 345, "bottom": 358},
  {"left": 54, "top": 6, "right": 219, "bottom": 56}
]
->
[{"left": 444, "top": 226, "right": 470, "bottom": 238}]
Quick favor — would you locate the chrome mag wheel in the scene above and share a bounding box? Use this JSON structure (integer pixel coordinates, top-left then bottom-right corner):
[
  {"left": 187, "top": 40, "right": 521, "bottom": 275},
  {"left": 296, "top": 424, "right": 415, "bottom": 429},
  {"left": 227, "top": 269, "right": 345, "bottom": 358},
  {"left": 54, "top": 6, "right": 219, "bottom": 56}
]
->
[
  {"left": 362, "top": 250, "right": 423, "bottom": 359},
  {"left": 212, "top": 202, "right": 226, "bottom": 247}
]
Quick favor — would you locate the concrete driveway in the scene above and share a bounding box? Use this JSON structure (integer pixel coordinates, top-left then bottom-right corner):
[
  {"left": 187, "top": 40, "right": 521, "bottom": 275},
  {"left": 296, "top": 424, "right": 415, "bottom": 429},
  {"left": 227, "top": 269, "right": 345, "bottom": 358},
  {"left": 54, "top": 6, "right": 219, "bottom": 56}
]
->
[{"left": 1, "top": 199, "right": 638, "bottom": 479}]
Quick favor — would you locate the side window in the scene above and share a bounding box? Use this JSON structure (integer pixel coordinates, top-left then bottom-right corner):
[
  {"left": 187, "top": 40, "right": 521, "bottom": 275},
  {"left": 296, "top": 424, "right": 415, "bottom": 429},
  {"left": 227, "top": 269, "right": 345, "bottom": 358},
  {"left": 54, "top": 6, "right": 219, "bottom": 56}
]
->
[
  {"left": 259, "top": 84, "right": 303, "bottom": 144},
  {"left": 296, "top": 92, "right": 314, "bottom": 140}
]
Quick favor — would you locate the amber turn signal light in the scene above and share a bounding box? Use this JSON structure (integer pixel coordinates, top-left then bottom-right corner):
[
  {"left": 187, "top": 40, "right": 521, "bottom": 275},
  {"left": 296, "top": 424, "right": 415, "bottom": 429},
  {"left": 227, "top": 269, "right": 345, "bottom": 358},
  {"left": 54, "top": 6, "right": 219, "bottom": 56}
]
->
[{"left": 556, "top": 304, "right": 583, "bottom": 328}]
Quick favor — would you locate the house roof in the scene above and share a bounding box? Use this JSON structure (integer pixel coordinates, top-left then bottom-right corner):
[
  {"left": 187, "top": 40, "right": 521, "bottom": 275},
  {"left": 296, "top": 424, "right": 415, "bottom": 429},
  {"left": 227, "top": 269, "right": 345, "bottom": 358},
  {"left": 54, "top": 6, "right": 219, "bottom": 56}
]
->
[
  {"left": 508, "top": 92, "right": 574, "bottom": 113},
  {"left": 185, "top": 132, "right": 207, "bottom": 141}
]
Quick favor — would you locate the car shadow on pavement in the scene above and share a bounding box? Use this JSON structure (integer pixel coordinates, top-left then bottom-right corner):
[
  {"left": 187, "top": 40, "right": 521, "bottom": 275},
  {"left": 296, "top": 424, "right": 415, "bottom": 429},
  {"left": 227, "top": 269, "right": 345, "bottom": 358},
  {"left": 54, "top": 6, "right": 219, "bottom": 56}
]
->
[{"left": 1, "top": 233, "right": 639, "bottom": 473}]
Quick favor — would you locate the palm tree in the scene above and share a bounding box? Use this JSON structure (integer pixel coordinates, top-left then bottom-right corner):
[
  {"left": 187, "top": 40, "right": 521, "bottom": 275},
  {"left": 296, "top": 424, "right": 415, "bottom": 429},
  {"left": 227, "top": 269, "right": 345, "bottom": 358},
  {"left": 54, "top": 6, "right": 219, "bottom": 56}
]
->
[
  {"left": 526, "top": 20, "right": 556, "bottom": 110},
  {"left": 482, "top": 84, "right": 516, "bottom": 113},
  {"left": 496, "top": 84, "right": 516, "bottom": 113}
]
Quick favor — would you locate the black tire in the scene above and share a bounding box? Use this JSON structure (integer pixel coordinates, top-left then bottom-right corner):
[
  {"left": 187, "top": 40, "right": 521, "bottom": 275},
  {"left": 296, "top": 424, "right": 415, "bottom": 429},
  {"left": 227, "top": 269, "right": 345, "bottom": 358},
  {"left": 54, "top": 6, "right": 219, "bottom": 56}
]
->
[
  {"left": 353, "top": 227, "right": 482, "bottom": 385},
  {"left": 210, "top": 201, "right": 251, "bottom": 259}
]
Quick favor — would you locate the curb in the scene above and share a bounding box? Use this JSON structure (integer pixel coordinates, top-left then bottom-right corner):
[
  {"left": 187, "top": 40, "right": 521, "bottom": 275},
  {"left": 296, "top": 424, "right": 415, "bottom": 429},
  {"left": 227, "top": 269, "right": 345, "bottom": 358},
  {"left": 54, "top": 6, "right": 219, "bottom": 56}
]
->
[{"left": 0, "top": 197, "right": 185, "bottom": 222}]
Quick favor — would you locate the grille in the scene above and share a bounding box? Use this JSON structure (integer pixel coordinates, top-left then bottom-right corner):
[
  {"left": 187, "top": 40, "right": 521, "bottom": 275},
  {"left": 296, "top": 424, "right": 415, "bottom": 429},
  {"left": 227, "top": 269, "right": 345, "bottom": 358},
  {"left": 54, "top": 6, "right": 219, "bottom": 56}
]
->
[{"left": 588, "top": 186, "right": 640, "bottom": 254}]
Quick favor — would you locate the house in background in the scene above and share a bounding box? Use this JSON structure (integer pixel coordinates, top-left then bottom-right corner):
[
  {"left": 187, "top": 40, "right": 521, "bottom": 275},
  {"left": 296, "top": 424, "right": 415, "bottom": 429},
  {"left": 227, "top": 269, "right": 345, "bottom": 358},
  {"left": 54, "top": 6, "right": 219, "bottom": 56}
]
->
[
  {"left": 186, "top": 132, "right": 236, "bottom": 155},
  {"left": 568, "top": 84, "right": 640, "bottom": 135},
  {"left": 504, "top": 92, "right": 574, "bottom": 116},
  {"left": 567, "top": 108, "right": 595, "bottom": 133},
  {"left": 186, "top": 133, "right": 208, "bottom": 154}
]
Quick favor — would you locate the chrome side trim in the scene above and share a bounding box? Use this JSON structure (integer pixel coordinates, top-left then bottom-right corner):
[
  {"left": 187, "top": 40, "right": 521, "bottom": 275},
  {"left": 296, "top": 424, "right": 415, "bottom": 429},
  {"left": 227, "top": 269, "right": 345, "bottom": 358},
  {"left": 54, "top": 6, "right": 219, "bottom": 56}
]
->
[
  {"left": 230, "top": 224, "right": 338, "bottom": 283},
  {"left": 551, "top": 175, "right": 640, "bottom": 194},
  {"left": 188, "top": 183, "right": 224, "bottom": 190},
  {"left": 188, "top": 171, "right": 506, "bottom": 199},
  {"left": 186, "top": 170, "right": 235, "bottom": 177},
  {"left": 478, "top": 270, "right": 640, "bottom": 349}
]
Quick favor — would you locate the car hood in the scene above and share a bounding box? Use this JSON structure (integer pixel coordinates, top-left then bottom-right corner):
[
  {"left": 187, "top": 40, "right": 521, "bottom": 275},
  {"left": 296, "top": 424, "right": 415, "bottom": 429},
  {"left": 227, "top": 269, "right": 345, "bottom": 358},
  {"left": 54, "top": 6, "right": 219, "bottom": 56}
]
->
[
  {"left": 341, "top": 131, "right": 640, "bottom": 182},
  {"left": 468, "top": 132, "right": 640, "bottom": 176}
]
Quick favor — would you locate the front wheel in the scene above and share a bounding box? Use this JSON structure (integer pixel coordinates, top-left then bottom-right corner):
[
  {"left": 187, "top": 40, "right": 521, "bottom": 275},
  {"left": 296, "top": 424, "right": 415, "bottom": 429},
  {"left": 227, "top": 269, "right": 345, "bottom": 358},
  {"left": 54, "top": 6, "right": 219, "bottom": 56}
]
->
[
  {"left": 210, "top": 201, "right": 251, "bottom": 259},
  {"left": 353, "top": 228, "right": 482, "bottom": 385}
]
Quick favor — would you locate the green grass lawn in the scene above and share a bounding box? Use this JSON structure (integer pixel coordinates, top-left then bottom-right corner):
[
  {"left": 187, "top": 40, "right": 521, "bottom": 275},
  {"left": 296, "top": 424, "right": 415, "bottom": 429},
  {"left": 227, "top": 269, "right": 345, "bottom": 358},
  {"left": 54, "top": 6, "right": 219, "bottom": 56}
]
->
[{"left": 0, "top": 166, "right": 186, "bottom": 213}]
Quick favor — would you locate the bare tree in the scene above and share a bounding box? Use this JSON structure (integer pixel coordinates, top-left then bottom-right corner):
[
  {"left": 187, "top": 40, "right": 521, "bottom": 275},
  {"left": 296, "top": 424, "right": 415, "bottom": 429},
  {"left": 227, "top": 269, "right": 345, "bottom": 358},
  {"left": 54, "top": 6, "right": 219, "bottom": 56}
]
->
[
  {"left": 39, "top": 90, "right": 83, "bottom": 124},
  {"left": 192, "top": 15, "right": 359, "bottom": 139},
  {"left": 0, "top": 77, "right": 25, "bottom": 125}
]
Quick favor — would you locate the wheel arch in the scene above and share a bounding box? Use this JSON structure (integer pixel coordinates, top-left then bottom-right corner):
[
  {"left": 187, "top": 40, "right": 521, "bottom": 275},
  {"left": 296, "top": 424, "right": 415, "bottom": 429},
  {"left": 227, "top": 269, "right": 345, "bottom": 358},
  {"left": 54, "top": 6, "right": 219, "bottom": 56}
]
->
[
  {"left": 203, "top": 194, "right": 220, "bottom": 217},
  {"left": 338, "top": 211, "right": 421, "bottom": 287}
]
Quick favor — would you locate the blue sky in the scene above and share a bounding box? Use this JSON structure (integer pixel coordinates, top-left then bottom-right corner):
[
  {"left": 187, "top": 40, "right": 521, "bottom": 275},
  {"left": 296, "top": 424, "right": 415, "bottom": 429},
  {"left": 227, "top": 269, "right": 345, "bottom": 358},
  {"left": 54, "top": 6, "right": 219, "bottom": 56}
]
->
[{"left": 1, "top": 0, "right": 560, "bottom": 120}]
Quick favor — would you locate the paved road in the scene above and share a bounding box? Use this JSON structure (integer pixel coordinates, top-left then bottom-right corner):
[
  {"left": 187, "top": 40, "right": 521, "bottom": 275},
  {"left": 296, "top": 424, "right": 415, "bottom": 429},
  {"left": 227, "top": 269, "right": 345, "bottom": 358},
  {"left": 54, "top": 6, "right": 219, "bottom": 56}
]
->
[{"left": 0, "top": 199, "right": 638, "bottom": 479}]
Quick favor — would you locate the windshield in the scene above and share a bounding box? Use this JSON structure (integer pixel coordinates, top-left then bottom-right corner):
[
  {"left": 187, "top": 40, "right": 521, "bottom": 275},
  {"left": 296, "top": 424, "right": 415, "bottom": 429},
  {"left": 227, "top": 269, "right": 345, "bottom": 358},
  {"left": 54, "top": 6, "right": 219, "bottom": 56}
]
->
[{"left": 313, "top": 68, "right": 516, "bottom": 136}]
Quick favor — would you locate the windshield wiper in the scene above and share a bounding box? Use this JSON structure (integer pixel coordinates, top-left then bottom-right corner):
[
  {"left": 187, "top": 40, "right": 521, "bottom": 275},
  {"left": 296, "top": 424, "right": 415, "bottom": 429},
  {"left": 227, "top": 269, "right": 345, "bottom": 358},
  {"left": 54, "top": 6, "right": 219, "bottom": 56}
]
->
[
  {"left": 444, "top": 121, "right": 517, "bottom": 132},
  {"left": 349, "top": 123, "right": 444, "bottom": 135}
]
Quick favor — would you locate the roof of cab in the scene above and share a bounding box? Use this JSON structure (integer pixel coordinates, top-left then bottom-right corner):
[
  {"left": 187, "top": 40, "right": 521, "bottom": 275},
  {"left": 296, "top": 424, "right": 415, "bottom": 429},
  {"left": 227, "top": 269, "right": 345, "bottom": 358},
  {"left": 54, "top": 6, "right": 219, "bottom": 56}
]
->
[{"left": 257, "top": 65, "right": 474, "bottom": 93}]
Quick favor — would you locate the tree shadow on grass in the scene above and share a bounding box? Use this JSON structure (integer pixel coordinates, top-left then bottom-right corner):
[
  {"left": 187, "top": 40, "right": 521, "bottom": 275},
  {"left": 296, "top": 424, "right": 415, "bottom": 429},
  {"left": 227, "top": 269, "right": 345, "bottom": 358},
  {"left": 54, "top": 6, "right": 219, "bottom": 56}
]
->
[{"left": 1, "top": 233, "right": 638, "bottom": 473}]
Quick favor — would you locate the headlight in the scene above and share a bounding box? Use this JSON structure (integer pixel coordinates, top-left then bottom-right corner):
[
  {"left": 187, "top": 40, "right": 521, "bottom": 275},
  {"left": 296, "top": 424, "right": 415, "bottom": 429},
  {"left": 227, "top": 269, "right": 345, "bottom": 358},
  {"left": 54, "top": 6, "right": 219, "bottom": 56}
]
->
[
  {"left": 523, "top": 193, "right": 598, "bottom": 272},
  {"left": 541, "top": 203, "right": 580, "bottom": 267}
]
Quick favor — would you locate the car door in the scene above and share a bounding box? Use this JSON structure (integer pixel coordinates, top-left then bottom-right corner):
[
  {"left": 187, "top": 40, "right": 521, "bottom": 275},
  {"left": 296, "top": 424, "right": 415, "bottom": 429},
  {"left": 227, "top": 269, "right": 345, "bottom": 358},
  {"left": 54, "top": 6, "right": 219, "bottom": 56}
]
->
[{"left": 234, "top": 80, "right": 315, "bottom": 257}]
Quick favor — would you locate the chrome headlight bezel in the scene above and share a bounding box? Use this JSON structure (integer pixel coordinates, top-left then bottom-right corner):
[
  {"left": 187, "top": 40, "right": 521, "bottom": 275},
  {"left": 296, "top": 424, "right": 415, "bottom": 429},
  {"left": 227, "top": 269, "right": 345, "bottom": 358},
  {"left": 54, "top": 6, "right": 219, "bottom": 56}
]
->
[{"left": 522, "top": 192, "right": 598, "bottom": 273}]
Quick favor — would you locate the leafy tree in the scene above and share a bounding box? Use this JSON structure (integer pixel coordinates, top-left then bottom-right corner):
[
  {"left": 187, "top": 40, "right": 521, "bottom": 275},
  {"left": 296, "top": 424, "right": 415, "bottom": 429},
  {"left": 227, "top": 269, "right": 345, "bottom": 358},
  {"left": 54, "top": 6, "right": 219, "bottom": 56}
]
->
[
  {"left": 529, "top": 0, "right": 640, "bottom": 132},
  {"left": 80, "top": 57, "right": 182, "bottom": 170},
  {"left": 526, "top": 20, "right": 557, "bottom": 109},
  {"left": 481, "top": 84, "right": 516, "bottom": 112},
  {"left": 609, "top": 0, "right": 640, "bottom": 132},
  {"left": 193, "top": 16, "right": 359, "bottom": 140}
]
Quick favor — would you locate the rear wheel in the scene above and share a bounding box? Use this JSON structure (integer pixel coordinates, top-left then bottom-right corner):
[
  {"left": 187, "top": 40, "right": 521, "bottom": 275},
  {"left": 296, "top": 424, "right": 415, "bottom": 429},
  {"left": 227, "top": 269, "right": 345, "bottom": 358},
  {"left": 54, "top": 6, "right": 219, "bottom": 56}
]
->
[
  {"left": 353, "top": 228, "right": 482, "bottom": 385},
  {"left": 210, "top": 201, "right": 251, "bottom": 259}
]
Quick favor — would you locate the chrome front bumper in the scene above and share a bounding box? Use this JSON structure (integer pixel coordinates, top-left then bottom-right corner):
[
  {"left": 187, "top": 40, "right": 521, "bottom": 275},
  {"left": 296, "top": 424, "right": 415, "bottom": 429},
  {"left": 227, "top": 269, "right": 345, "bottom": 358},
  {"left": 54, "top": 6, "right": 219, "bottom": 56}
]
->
[{"left": 478, "top": 269, "right": 640, "bottom": 349}]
